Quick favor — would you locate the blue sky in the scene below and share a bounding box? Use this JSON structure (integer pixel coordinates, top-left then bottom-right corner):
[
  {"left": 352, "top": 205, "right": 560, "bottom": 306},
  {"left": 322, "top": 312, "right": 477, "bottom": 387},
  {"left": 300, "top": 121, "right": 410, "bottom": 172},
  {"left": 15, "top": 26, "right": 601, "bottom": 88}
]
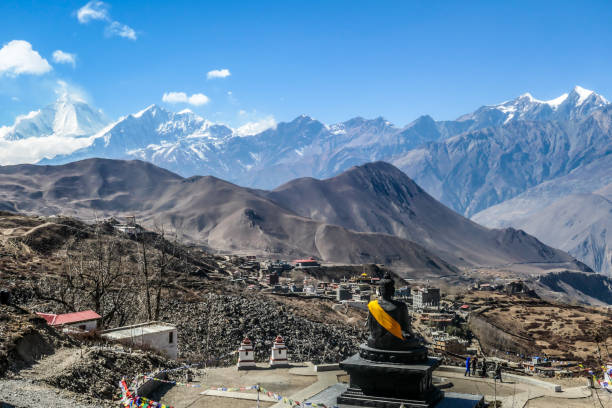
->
[{"left": 1, "top": 0, "right": 612, "bottom": 128}]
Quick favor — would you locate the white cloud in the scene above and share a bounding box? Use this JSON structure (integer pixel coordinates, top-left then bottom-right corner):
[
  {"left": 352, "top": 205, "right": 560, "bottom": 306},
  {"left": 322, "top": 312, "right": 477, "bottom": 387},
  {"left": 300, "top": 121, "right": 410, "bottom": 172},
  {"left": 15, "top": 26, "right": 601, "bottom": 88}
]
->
[
  {"left": 76, "top": 1, "right": 137, "bottom": 40},
  {"left": 0, "top": 40, "right": 52, "bottom": 76},
  {"left": 76, "top": 0, "right": 109, "bottom": 23},
  {"left": 162, "top": 91, "right": 188, "bottom": 104},
  {"left": 207, "top": 68, "right": 231, "bottom": 79},
  {"left": 0, "top": 110, "right": 40, "bottom": 140},
  {"left": 52, "top": 50, "right": 76, "bottom": 67},
  {"left": 0, "top": 134, "right": 95, "bottom": 165},
  {"left": 235, "top": 116, "right": 276, "bottom": 136},
  {"left": 187, "top": 93, "right": 209, "bottom": 106},
  {"left": 162, "top": 91, "right": 210, "bottom": 106},
  {"left": 106, "top": 21, "right": 137, "bottom": 40}
]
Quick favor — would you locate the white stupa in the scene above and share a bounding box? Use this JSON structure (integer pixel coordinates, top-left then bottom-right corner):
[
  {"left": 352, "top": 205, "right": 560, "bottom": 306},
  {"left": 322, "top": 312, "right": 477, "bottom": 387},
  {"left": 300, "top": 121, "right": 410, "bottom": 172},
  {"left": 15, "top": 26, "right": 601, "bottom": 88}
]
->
[
  {"left": 269, "top": 335, "right": 289, "bottom": 367},
  {"left": 237, "top": 337, "right": 256, "bottom": 370}
]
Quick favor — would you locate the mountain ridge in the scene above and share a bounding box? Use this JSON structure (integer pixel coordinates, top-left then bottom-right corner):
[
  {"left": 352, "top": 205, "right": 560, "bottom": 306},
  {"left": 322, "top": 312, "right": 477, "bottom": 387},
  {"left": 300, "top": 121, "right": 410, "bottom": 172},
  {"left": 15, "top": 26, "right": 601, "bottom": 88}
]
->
[
  {"left": 2, "top": 87, "right": 611, "bottom": 273},
  {"left": 0, "top": 158, "right": 589, "bottom": 277}
]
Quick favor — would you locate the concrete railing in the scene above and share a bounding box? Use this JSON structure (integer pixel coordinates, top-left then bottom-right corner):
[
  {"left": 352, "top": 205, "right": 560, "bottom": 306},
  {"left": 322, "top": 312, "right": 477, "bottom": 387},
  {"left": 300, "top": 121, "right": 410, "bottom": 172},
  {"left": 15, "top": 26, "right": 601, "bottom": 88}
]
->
[
  {"left": 436, "top": 365, "right": 562, "bottom": 392},
  {"left": 503, "top": 372, "right": 562, "bottom": 392}
]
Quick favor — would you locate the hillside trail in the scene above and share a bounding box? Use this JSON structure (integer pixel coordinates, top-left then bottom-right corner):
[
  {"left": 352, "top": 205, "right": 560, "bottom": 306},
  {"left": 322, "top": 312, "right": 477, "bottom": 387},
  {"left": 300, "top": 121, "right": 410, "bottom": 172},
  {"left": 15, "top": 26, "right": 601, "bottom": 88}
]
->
[
  {"left": 0, "top": 347, "right": 106, "bottom": 408},
  {"left": 18, "top": 347, "right": 84, "bottom": 380}
]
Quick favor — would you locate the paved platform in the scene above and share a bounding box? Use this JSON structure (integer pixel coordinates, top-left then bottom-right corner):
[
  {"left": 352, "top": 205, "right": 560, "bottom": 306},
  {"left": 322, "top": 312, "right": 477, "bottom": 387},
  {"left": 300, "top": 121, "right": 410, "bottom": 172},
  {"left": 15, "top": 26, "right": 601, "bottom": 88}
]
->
[
  {"left": 269, "top": 370, "right": 342, "bottom": 408},
  {"left": 436, "top": 392, "right": 485, "bottom": 408},
  {"left": 200, "top": 389, "right": 277, "bottom": 402},
  {"left": 306, "top": 383, "right": 348, "bottom": 407}
]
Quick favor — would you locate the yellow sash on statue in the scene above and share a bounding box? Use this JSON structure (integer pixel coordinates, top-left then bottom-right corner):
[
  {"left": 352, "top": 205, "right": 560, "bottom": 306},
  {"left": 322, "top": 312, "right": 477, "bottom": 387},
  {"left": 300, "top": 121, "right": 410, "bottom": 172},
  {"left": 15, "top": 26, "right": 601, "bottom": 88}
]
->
[{"left": 368, "top": 300, "right": 404, "bottom": 340}]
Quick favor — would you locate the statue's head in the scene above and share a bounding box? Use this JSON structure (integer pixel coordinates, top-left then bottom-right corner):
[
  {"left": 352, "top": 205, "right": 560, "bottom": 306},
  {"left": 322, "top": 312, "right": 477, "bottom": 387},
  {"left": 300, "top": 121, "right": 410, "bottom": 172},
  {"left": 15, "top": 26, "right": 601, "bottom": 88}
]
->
[{"left": 379, "top": 272, "right": 395, "bottom": 300}]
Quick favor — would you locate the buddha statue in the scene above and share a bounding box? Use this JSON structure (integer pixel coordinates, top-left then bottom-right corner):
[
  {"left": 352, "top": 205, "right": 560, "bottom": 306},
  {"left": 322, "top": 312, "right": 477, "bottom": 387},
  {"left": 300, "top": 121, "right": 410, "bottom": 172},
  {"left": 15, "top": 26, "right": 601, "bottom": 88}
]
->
[
  {"left": 338, "top": 272, "right": 443, "bottom": 406},
  {"left": 360, "top": 272, "right": 426, "bottom": 362}
]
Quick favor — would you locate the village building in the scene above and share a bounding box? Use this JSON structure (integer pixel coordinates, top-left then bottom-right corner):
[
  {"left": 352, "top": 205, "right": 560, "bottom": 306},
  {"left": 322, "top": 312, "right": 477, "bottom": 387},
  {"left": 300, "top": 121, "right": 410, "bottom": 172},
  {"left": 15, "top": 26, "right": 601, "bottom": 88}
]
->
[
  {"left": 505, "top": 280, "right": 527, "bottom": 295},
  {"left": 268, "top": 272, "right": 280, "bottom": 285},
  {"left": 458, "top": 304, "right": 471, "bottom": 318},
  {"left": 352, "top": 290, "right": 371, "bottom": 302},
  {"left": 269, "top": 335, "right": 289, "bottom": 367},
  {"left": 37, "top": 310, "right": 101, "bottom": 331},
  {"left": 262, "top": 260, "right": 292, "bottom": 274},
  {"left": 237, "top": 337, "right": 256, "bottom": 370},
  {"left": 433, "top": 336, "right": 468, "bottom": 355},
  {"left": 420, "top": 312, "right": 454, "bottom": 329},
  {"left": 395, "top": 286, "right": 411, "bottom": 300},
  {"left": 101, "top": 322, "right": 178, "bottom": 359},
  {"left": 292, "top": 258, "right": 321, "bottom": 268},
  {"left": 411, "top": 287, "right": 440, "bottom": 311},
  {"left": 522, "top": 356, "right": 554, "bottom": 376},
  {"left": 113, "top": 217, "right": 143, "bottom": 236},
  {"left": 337, "top": 285, "right": 352, "bottom": 301}
]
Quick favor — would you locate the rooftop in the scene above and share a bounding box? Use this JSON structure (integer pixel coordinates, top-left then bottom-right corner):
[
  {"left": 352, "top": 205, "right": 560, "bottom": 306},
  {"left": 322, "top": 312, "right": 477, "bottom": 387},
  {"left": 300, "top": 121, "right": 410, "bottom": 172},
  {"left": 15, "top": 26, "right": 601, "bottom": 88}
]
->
[
  {"left": 37, "top": 310, "right": 101, "bottom": 326},
  {"left": 101, "top": 321, "right": 176, "bottom": 340}
]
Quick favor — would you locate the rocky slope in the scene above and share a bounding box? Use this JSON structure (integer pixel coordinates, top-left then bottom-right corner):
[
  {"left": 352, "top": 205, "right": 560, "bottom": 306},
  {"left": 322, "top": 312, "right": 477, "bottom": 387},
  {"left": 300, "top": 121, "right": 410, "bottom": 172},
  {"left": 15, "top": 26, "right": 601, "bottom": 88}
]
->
[
  {"left": 265, "top": 161, "right": 587, "bottom": 269},
  {"left": 474, "top": 169, "right": 612, "bottom": 275},
  {"left": 535, "top": 271, "right": 612, "bottom": 306},
  {"left": 161, "top": 293, "right": 365, "bottom": 364},
  {"left": 0, "top": 304, "right": 76, "bottom": 377}
]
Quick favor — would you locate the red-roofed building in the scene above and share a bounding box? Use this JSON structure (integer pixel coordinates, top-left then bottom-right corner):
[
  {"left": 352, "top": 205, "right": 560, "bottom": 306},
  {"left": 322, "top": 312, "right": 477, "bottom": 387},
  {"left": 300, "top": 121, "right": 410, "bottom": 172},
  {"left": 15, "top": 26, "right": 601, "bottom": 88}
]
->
[
  {"left": 292, "top": 258, "right": 320, "bottom": 268},
  {"left": 37, "top": 310, "right": 101, "bottom": 331}
]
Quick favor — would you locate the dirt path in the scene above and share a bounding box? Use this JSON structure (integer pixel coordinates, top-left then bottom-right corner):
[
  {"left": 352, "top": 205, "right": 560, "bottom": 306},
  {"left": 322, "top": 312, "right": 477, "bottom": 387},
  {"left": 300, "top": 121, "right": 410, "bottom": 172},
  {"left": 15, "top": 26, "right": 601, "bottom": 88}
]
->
[
  {"left": 0, "top": 347, "right": 111, "bottom": 408},
  {"left": 19, "top": 347, "right": 84, "bottom": 380},
  {"left": 0, "top": 379, "right": 105, "bottom": 408}
]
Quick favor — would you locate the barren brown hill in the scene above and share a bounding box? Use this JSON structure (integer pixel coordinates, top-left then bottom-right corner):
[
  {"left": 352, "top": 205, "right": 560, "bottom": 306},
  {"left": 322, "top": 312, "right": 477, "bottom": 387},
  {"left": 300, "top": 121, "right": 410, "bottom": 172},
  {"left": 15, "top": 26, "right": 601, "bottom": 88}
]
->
[
  {"left": 265, "top": 162, "right": 590, "bottom": 270},
  {"left": 457, "top": 292, "right": 612, "bottom": 365},
  {"left": 0, "top": 159, "right": 457, "bottom": 275}
]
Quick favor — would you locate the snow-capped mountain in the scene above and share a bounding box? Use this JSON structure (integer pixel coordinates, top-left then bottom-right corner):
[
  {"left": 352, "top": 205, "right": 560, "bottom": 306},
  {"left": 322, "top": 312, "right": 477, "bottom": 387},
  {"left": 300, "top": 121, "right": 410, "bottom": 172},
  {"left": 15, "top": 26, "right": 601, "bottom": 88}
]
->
[
  {"left": 88, "top": 105, "right": 233, "bottom": 157},
  {"left": 4, "top": 85, "right": 612, "bottom": 273},
  {"left": 0, "top": 94, "right": 108, "bottom": 141},
  {"left": 41, "top": 86, "right": 612, "bottom": 196},
  {"left": 457, "top": 85, "right": 609, "bottom": 129}
]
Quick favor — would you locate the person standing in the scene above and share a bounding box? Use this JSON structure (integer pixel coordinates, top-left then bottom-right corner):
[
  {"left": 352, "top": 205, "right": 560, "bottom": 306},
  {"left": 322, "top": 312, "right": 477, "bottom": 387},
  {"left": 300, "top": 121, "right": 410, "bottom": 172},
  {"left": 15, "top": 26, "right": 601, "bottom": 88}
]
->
[
  {"left": 471, "top": 356, "right": 478, "bottom": 376},
  {"left": 465, "top": 356, "right": 471, "bottom": 376},
  {"left": 481, "top": 357, "right": 488, "bottom": 378},
  {"left": 495, "top": 362, "right": 503, "bottom": 383}
]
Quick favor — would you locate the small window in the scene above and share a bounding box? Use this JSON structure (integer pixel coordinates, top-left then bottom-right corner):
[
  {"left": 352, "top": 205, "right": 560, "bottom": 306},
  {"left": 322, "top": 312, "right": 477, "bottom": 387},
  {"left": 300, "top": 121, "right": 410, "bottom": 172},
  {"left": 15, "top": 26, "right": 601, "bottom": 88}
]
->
[
  {"left": 169, "top": 331, "right": 174, "bottom": 344},
  {"left": 79, "top": 324, "right": 86, "bottom": 330}
]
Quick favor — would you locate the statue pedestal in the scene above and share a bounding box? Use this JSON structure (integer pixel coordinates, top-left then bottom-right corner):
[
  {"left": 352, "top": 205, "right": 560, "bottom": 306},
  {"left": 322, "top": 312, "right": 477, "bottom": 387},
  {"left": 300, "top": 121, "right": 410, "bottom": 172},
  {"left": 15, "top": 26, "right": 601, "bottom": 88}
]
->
[{"left": 338, "top": 345, "right": 443, "bottom": 408}]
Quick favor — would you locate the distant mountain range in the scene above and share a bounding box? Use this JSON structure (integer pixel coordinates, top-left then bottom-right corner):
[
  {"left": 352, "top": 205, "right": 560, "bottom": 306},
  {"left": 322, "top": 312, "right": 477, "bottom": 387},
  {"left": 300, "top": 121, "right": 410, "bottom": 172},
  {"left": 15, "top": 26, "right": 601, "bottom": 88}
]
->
[
  {"left": 0, "top": 159, "right": 588, "bottom": 277},
  {"left": 1, "top": 85, "right": 611, "bottom": 274}
]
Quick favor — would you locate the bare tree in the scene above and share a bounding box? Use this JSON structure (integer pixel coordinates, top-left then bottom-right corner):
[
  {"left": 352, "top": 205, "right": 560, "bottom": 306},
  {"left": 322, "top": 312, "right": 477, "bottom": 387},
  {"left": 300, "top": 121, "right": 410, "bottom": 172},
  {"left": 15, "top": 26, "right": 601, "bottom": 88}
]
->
[
  {"left": 35, "top": 225, "right": 139, "bottom": 328},
  {"left": 139, "top": 233, "right": 153, "bottom": 321}
]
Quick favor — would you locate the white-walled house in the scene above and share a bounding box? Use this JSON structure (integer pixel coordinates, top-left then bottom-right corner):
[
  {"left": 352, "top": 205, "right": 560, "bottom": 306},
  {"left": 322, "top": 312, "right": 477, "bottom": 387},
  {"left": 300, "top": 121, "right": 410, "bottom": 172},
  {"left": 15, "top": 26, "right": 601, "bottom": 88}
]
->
[{"left": 101, "top": 322, "right": 178, "bottom": 359}]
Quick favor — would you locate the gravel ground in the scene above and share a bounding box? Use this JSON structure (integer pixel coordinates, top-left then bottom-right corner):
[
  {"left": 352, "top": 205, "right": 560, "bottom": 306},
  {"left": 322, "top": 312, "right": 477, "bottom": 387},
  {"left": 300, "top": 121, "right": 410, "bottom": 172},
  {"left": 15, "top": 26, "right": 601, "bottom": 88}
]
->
[{"left": 0, "top": 379, "right": 107, "bottom": 408}]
